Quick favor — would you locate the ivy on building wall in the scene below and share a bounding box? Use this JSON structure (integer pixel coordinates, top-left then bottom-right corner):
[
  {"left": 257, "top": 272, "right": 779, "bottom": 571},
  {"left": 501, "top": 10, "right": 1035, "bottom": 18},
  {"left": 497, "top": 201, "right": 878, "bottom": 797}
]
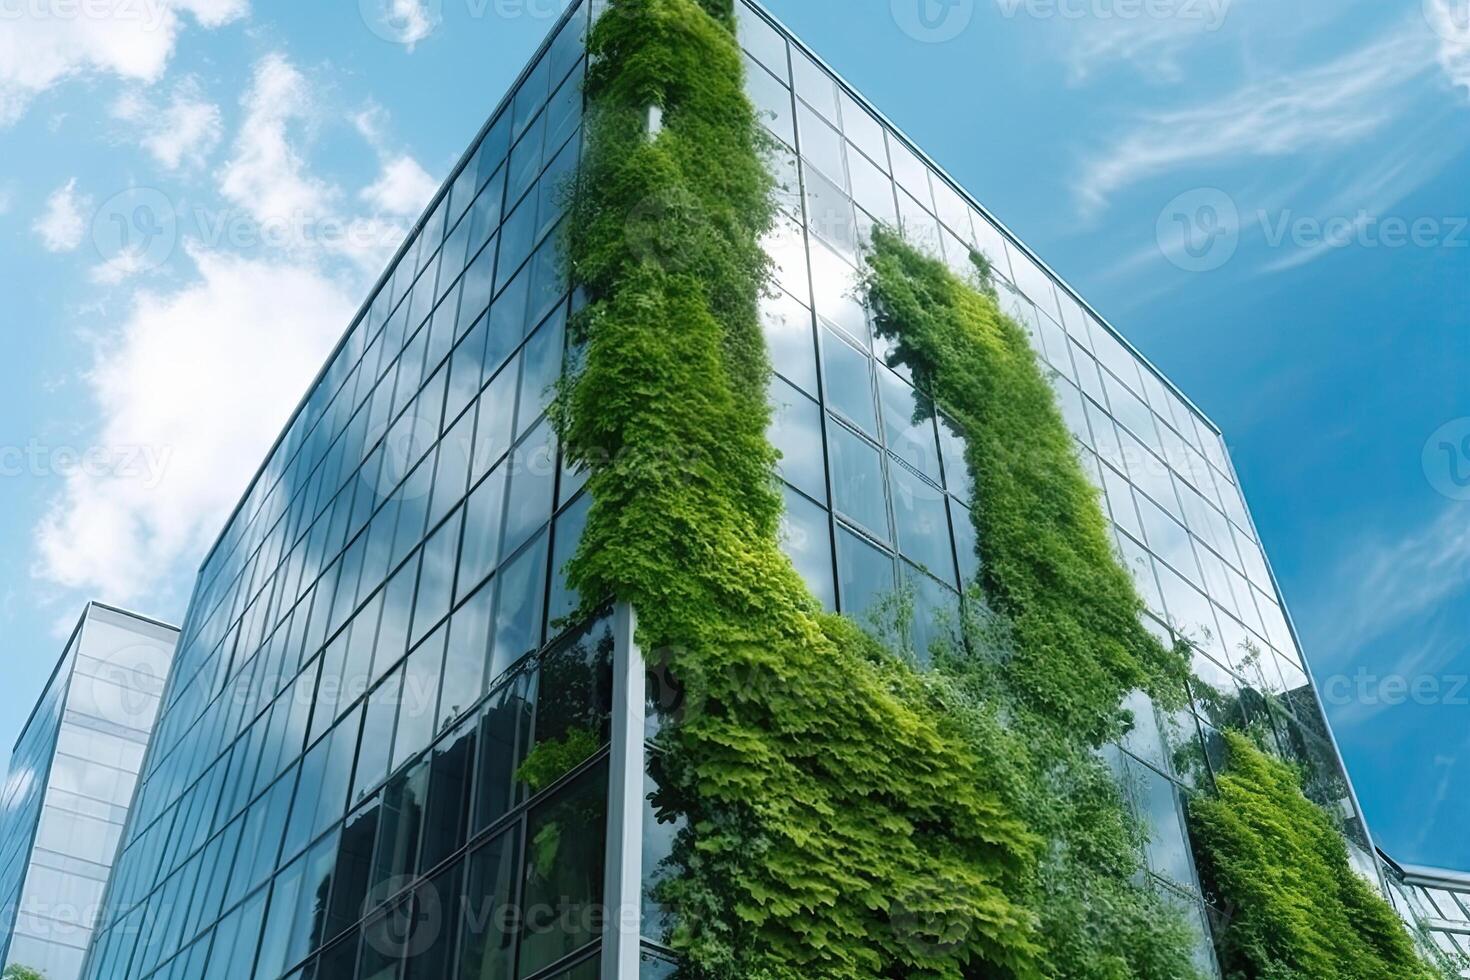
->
[
  {"left": 1190, "top": 732, "right": 1443, "bottom": 980},
  {"left": 557, "top": 2, "right": 1435, "bottom": 979}
]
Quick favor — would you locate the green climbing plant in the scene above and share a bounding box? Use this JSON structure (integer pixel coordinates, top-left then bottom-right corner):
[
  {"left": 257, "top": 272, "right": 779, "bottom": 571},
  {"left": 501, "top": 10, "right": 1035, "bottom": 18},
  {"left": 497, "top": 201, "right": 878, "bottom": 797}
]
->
[
  {"left": 555, "top": 1, "right": 1431, "bottom": 978},
  {"left": 1190, "top": 732, "right": 1444, "bottom": 980}
]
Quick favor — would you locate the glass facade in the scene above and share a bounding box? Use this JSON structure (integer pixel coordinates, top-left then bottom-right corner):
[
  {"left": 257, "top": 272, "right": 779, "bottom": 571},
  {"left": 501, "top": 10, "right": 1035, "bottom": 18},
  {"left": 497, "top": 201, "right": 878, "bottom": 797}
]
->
[
  {"left": 0, "top": 603, "right": 178, "bottom": 980},
  {"left": 76, "top": 2, "right": 1381, "bottom": 978},
  {"left": 1381, "top": 854, "right": 1470, "bottom": 974}
]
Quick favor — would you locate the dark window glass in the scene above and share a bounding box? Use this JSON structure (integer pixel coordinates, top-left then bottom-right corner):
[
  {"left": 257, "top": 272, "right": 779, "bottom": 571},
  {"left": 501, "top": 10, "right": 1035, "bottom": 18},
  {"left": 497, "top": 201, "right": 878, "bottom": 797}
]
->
[
  {"left": 458, "top": 827, "right": 520, "bottom": 980},
  {"left": 377, "top": 557, "right": 419, "bottom": 682},
  {"left": 328, "top": 796, "right": 380, "bottom": 940},
  {"left": 827, "top": 422, "right": 888, "bottom": 541},
  {"left": 403, "top": 863, "right": 464, "bottom": 980},
  {"left": 419, "top": 718, "right": 478, "bottom": 872},
  {"left": 549, "top": 491, "right": 592, "bottom": 624},
  {"left": 368, "top": 759, "right": 430, "bottom": 912},
  {"left": 516, "top": 760, "right": 609, "bottom": 977},
  {"left": 475, "top": 673, "right": 534, "bottom": 832}
]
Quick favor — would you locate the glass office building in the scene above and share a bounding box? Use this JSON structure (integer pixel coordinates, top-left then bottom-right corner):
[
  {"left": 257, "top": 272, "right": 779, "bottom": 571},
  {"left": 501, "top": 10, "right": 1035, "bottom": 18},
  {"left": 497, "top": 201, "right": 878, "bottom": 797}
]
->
[
  {"left": 0, "top": 603, "right": 178, "bottom": 980},
  {"left": 1381, "top": 852, "right": 1470, "bottom": 975},
  {"left": 79, "top": 2, "right": 1380, "bottom": 978}
]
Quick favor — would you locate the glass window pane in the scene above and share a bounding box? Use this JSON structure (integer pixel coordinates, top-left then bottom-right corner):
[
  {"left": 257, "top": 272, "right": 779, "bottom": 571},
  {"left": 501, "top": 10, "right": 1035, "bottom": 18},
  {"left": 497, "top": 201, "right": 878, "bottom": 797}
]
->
[
  {"left": 836, "top": 525, "right": 895, "bottom": 622},
  {"left": 779, "top": 485, "right": 835, "bottom": 611},
  {"left": 822, "top": 329, "right": 876, "bottom": 435},
  {"left": 890, "top": 461, "right": 955, "bottom": 586},
  {"left": 760, "top": 289, "right": 818, "bottom": 395},
  {"left": 768, "top": 378, "right": 826, "bottom": 502},
  {"left": 458, "top": 827, "right": 520, "bottom": 980},
  {"left": 516, "top": 760, "right": 608, "bottom": 977},
  {"left": 827, "top": 422, "right": 888, "bottom": 541}
]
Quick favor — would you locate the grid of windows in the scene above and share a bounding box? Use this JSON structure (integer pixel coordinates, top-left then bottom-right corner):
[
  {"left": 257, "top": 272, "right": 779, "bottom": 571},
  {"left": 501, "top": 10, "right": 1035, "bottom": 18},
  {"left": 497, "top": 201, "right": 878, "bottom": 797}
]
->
[
  {"left": 79, "top": 3, "right": 1379, "bottom": 979},
  {"left": 84, "top": 6, "right": 599, "bottom": 979},
  {"left": 736, "top": 1, "right": 1376, "bottom": 972},
  {"left": 1381, "top": 857, "right": 1470, "bottom": 973},
  {"left": 1, "top": 604, "right": 178, "bottom": 980}
]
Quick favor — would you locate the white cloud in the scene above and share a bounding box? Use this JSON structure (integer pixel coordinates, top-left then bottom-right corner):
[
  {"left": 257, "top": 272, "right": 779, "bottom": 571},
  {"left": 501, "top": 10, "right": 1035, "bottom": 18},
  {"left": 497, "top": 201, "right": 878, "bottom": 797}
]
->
[
  {"left": 33, "top": 246, "right": 354, "bottom": 604},
  {"left": 1076, "top": 23, "right": 1435, "bottom": 216},
  {"left": 0, "top": 0, "right": 248, "bottom": 127},
  {"left": 113, "top": 79, "right": 222, "bottom": 170},
  {"left": 1426, "top": 0, "right": 1470, "bottom": 97},
  {"left": 33, "top": 178, "right": 90, "bottom": 252},
  {"left": 218, "top": 53, "right": 336, "bottom": 228},
  {"left": 90, "top": 246, "right": 152, "bottom": 285},
  {"left": 373, "top": 0, "right": 438, "bottom": 50},
  {"left": 361, "top": 155, "right": 437, "bottom": 218}
]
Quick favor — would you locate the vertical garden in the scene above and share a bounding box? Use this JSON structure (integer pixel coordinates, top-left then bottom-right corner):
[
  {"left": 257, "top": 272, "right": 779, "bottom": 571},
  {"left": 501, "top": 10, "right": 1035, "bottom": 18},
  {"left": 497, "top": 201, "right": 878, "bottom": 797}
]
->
[{"left": 554, "top": 0, "right": 1445, "bottom": 976}]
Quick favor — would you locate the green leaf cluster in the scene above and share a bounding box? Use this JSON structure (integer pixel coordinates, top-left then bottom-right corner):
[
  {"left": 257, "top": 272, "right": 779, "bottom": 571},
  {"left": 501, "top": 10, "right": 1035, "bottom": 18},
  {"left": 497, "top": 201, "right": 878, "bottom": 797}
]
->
[
  {"left": 1190, "top": 732, "right": 1444, "bottom": 980},
  {"left": 557, "top": 0, "right": 1445, "bottom": 976},
  {"left": 557, "top": 0, "right": 1212, "bottom": 977}
]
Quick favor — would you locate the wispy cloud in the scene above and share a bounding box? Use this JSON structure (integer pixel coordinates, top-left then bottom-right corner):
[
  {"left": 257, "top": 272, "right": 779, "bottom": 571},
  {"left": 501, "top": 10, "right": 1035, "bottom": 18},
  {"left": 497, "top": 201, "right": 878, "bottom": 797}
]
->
[
  {"left": 1060, "top": 0, "right": 1234, "bottom": 84},
  {"left": 1308, "top": 504, "right": 1470, "bottom": 667},
  {"left": 1076, "top": 20, "right": 1437, "bottom": 217},
  {"left": 113, "top": 78, "right": 223, "bottom": 171},
  {"left": 33, "top": 178, "right": 89, "bottom": 252}
]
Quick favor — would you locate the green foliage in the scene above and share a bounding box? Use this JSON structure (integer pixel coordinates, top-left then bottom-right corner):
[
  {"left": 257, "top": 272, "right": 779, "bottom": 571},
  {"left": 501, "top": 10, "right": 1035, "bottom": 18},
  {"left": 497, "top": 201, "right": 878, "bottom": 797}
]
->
[
  {"left": 866, "top": 237, "right": 1202, "bottom": 980},
  {"left": 1190, "top": 732, "right": 1440, "bottom": 980},
  {"left": 3, "top": 966, "right": 47, "bottom": 980},
  {"left": 863, "top": 225, "right": 1188, "bottom": 745},
  {"left": 563, "top": 1, "right": 1044, "bottom": 975},
  {"left": 516, "top": 727, "right": 602, "bottom": 792}
]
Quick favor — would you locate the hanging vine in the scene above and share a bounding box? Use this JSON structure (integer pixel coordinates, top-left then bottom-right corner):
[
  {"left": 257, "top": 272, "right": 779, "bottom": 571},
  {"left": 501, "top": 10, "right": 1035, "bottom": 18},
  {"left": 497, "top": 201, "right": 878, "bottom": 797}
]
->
[{"left": 554, "top": 0, "right": 1434, "bottom": 977}]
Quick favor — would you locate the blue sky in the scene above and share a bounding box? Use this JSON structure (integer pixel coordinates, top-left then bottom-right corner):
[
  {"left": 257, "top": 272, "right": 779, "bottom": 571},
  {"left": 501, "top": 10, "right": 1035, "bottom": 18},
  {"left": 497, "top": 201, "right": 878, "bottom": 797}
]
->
[{"left": 0, "top": 0, "right": 1466, "bottom": 869}]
